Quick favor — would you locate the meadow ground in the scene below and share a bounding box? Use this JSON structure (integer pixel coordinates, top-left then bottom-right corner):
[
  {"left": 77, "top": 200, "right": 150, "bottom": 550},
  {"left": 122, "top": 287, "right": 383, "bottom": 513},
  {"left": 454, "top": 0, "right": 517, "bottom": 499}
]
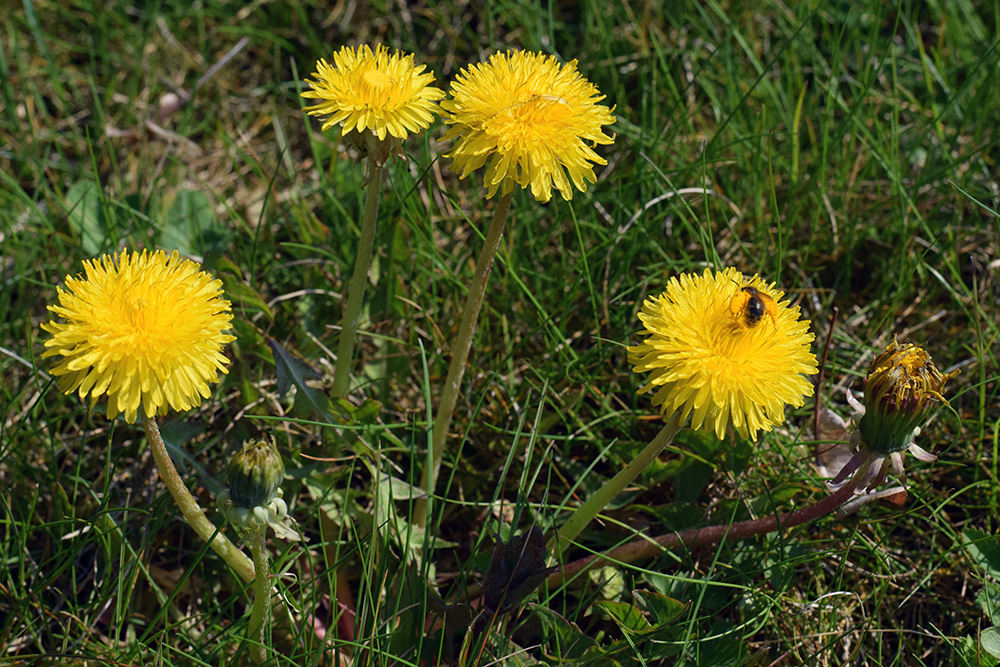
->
[{"left": 1, "top": 1, "right": 999, "bottom": 665}]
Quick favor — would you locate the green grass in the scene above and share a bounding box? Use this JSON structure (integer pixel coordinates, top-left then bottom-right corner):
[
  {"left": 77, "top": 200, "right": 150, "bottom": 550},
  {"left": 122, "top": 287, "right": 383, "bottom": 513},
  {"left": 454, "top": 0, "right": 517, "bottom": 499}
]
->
[{"left": 2, "top": 0, "right": 999, "bottom": 665}]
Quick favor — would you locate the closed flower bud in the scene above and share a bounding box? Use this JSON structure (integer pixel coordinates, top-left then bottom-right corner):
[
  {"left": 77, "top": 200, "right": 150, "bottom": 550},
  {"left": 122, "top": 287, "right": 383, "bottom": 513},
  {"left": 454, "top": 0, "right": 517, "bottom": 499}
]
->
[{"left": 226, "top": 437, "right": 285, "bottom": 509}]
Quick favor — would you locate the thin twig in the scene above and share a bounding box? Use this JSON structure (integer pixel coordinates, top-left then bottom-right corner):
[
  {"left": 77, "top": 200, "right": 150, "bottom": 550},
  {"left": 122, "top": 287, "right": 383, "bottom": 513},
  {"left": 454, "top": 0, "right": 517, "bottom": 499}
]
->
[{"left": 814, "top": 306, "right": 839, "bottom": 440}]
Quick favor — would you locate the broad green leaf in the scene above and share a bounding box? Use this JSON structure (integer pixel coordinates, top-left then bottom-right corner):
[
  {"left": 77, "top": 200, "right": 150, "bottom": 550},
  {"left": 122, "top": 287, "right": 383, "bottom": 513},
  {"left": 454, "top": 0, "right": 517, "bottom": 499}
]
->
[
  {"left": 965, "top": 529, "right": 1000, "bottom": 579},
  {"left": 371, "top": 470, "right": 459, "bottom": 560},
  {"left": 983, "top": 627, "right": 1000, "bottom": 660},
  {"left": 589, "top": 566, "right": 626, "bottom": 601},
  {"left": 66, "top": 180, "right": 108, "bottom": 255},
  {"left": 268, "top": 338, "right": 335, "bottom": 420},
  {"left": 978, "top": 582, "right": 1000, "bottom": 626},
  {"left": 676, "top": 619, "right": 748, "bottom": 667},
  {"left": 593, "top": 600, "right": 650, "bottom": 634},
  {"left": 632, "top": 589, "right": 687, "bottom": 627},
  {"left": 533, "top": 606, "right": 599, "bottom": 661},
  {"left": 222, "top": 278, "right": 274, "bottom": 321},
  {"left": 334, "top": 397, "right": 382, "bottom": 425},
  {"left": 161, "top": 189, "right": 230, "bottom": 255},
  {"left": 379, "top": 472, "right": 427, "bottom": 502},
  {"left": 304, "top": 472, "right": 363, "bottom": 530}
]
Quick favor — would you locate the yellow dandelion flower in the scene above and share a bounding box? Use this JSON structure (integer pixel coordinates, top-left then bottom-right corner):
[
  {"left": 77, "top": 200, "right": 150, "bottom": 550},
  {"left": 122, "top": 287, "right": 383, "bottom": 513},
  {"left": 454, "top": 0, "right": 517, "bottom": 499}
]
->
[
  {"left": 441, "top": 50, "right": 616, "bottom": 203},
  {"left": 41, "top": 249, "right": 236, "bottom": 423},
  {"left": 628, "top": 268, "right": 818, "bottom": 441},
  {"left": 302, "top": 44, "right": 445, "bottom": 141}
]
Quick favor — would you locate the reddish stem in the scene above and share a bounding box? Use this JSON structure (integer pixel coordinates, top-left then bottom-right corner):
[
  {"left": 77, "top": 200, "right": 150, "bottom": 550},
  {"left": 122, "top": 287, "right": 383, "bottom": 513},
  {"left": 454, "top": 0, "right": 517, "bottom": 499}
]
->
[{"left": 548, "top": 478, "right": 859, "bottom": 589}]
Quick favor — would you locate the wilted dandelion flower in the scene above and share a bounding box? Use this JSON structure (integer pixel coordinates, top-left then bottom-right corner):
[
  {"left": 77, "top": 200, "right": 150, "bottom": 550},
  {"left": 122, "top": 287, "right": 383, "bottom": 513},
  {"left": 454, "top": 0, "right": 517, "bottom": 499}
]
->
[
  {"left": 302, "top": 44, "right": 445, "bottom": 142},
  {"left": 441, "top": 50, "right": 616, "bottom": 203},
  {"left": 628, "top": 268, "right": 818, "bottom": 441},
  {"left": 41, "top": 249, "right": 235, "bottom": 423},
  {"left": 831, "top": 340, "right": 957, "bottom": 492}
]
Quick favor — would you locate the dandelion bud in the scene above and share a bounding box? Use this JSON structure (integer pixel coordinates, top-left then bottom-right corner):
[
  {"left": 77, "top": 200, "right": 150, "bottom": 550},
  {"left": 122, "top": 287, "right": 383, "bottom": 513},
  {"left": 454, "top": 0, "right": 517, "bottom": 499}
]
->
[
  {"left": 218, "top": 436, "right": 301, "bottom": 541},
  {"left": 832, "top": 339, "right": 957, "bottom": 493},
  {"left": 858, "top": 340, "right": 955, "bottom": 456},
  {"left": 226, "top": 437, "right": 285, "bottom": 509}
]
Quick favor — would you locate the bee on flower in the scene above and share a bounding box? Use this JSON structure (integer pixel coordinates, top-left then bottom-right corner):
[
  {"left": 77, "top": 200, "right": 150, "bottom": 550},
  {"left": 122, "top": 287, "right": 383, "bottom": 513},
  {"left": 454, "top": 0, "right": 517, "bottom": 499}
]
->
[
  {"left": 629, "top": 268, "right": 818, "bottom": 442},
  {"left": 728, "top": 283, "right": 780, "bottom": 332},
  {"left": 556, "top": 267, "right": 818, "bottom": 552}
]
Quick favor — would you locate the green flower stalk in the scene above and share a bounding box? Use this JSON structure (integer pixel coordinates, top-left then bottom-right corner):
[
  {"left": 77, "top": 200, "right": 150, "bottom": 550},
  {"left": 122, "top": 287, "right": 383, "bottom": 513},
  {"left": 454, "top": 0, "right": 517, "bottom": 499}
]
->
[
  {"left": 414, "top": 190, "right": 513, "bottom": 529},
  {"left": 302, "top": 45, "right": 445, "bottom": 398},
  {"left": 218, "top": 437, "right": 298, "bottom": 665},
  {"left": 414, "top": 50, "right": 616, "bottom": 530},
  {"left": 832, "top": 339, "right": 958, "bottom": 492}
]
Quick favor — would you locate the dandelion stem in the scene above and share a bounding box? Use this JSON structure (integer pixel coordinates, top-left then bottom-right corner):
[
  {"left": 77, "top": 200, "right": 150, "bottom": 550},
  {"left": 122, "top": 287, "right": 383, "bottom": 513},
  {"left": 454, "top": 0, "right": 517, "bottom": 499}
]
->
[
  {"left": 551, "top": 412, "right": 685, "bottom": 557},
  {"left": 414, "top": 191, "right": 514, "bottom": 529},
  {"left": 247, "top": 532, "right": 270, "bottom": 665},
  {"left": 548, "top": 476, "right": 860, "bottom": 589},
  {"left": 141, "top": 413, "right": 255, "bottom": 583},
  {"left": 332, "top": 157, "right": 385, "bottom": 398}
]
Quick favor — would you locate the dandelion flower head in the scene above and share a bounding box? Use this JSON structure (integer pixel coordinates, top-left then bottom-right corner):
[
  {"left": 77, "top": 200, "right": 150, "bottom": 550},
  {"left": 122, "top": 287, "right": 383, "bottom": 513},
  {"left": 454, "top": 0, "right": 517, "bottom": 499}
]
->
[
  {"left": 302, "top": 44, "right": 445, "bottom": 142},
  {"left": 831, "top": 339, "right": 957, "bottom": 492},
  {"left": 628, "top": 268, "right": 818, "bottom": 441},
  {"left": 41, "top": 249, "right": 236, "bottom": 423},
  {"left": 441, "top": 50, "right": 616, "bottom": 203}
]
